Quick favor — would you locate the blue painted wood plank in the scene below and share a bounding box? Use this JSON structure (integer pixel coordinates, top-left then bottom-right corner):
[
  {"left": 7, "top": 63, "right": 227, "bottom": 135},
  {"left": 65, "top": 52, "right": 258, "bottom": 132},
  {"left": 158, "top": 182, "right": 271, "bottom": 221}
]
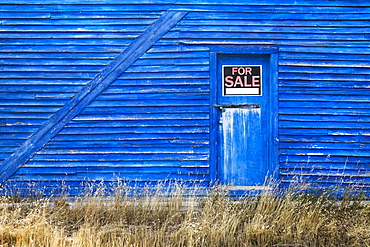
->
[
  {"left": 0, "top": 4, "right": 368, "bottom": 14},
  {"left": 0, "top": 99, "right": 67, "bottom": 106},
  {"left": 280, "top": 94, "right": 370, "bottom": 102},
  {"left": 280, "top": 46, "right": 370, "bottom": 54},
  {"left": 279, "top": 129, "right": 328, "bottom": 136},
  {"left": 3, "top": 65, "right": 105, "bottom": 72},
  {"left": 52, "top": 133, "right": 209, "bottom": 141},
  {"left": 280, "top": 163, "right": 369, "bottom": 170},
  {"left": 50, "top": 12, "right": 163, "bottom": 20},
  {"left": 280, "top": 53, "right": 370, "bottom": 61},
  {"left": 174, "top": 25, "right": 370, "bottom": 33},
  {"left": 0, "top": 58, "right": 111, "bottom": 66},
  {"left": 118, "top": 71, "right": 209, "bottom": 79},
  {"left": 280, "top": 173, "right": 370, "bottom": 183},
  {"left": 125, "top": 65, "right": 209, "bottom": 72},
  {"left": 45, "top": 141, "right": 209, "bottom": 149},
  {"left": 96, "top": 93, "right": 209, "bottom": 101},
  {"left": 72, "top": 113, "right": 209, "bottom": 121},
  {"left": 0, "top": 45, "right": 207, "bottom": 54},
  {"left": 0, "top": 133, "right": 33, "bottom": 140},
  {"left": 0, "top": 53, "right": 119, "bottom": 59},
  {"left": 279, "top": 83, "right": 370, "bottom": 89},
  {"left": 134, "top": 57, "right": 209, "bottom": 65},
  {"left": 30, "top": 153, "right": 208, "bottom": 162},
  {"left": 0, "top": 12, "right": 51, "bottom": 18},
  {"left": 0, "top": 0, "right": 175, "bottom": 4},
  {"left": 280, "top": 136, "right": 359, "bottom": 143},
  {"left": 3, "top": 19, "right": 156, "bottom": 26},
  {"left": 1, "top": 39, "right": 134, "bottom": 46},
  {"left": 328, "top": 129, "right": 370, "bottom": 136},
  {"left": 38, "top": 146, "right": 209, "bottom": 154},
  {"left": 280, "top": 149, "right": 370, "bottom": 157},
  {"left": 279, "top": 60, "right": 370, "bottom": 67},
  {"left": 0, "top": 112, "right": 54, "bottom": 119},
  {"left": 164, "top": 40, "right": 370, "bottom": 47},
  {"left": 170, "top": 5, "right": 370, "bottom": 12},
  {"left": 7, "top": 173, "right": 209, "bottom": 183},
  {"left": 129, "top": 51, "right": 209, "bottom": 59},
  {"left": 4, "top": 118, "right": 45, "bottom": 125},
  {"left": 279, "top": 101, "right": 370, "bottom": 108},
  {"left": 0, "top": 58, "right": 209, "bottom": 66},
  {"left": 280, "top": 66, "right": 370, "bottom": 75},
  {"left": 0, "top": 106, "right": 60, "bottom": 113},
  {"left": 25, "top": 160, "right": 209, "bottom": 168},
  {"left": 0, "top": 72, "right": 96, "bottom": 79},
  {"left": 16, "top": 167, "right": 209, "bottom": 175},
  {"left": 58, "top": 126, "right": 209, "bottom": 134},
  {"left": 0, "top": 140, "right": 25, "bottom": 146},
  {"left": 280, "top": 73, "right": 370, "bottom": 81},
  {"left": 88, "top": 99, "right": 209, "bottom": 107},
  {"left": 0, "top": 93, "right": 36, "bottom": 100},
  {"left": 173, "top": 0, "right": 370, "bottom": 7},
  {"left": 279, "top": 142, "right": 359, "bottom": 150},
  {"left": 0, "top": 5, "right": 58, "bottom": 12},
  {"left": 0, "top": 45, "right": 125, "bottom": 52},
  {"left": 112, "top": 78, "right": 209, "bottom": 85},
  {"left": 289, "top": 107, "right": 370, "bottom": 116},
  {"left": 147, "top": 45, "right": 209, "bottom": 52},
  {"left": 279, "top": 155, "right": 370, "bottom": 164},
  {"left": 178, "top": 19, "right": 370, "bottom": 27},
  {"left": 0, "top": 86, "right": 83, "bottom": 92},
  {"left": 279, "top": 108, "right": 370, "bottom": 116},
  {"left": 80, "top": 106, "right": 209, "bottom": 114},
  {"left": 0, "top": 4, "right": 170, "bottom": 12},
  {"left": 0, "top": 26, "right": 148, "bottom": 32},
  {"left": 0, "top": 79, "right": 88, "bottom": 85},
  {"left": 164, "top": 32, "right": 367, "bottom": 40},
  {"left": 0, "top": 10, "right": 188, "bottom": 184},
  {"left": 186, "top": 12, "right": 370, "bottom": 20},
  {"left": 54, "top": 5, "right": 171, "bottom": 12},
  {"left": 279, "top": 115, "right": 362, "bottom": 122}
]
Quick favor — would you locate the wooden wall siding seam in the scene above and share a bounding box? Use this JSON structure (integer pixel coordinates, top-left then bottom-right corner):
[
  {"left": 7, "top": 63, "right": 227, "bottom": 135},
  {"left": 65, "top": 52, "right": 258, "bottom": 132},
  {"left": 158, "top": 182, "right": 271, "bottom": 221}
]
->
[
  {"left": 0, "top": 10, "right": 188, "bottom": 184},
  {"left": 0, "top": 0, "right": 368, "bottom": 6}
]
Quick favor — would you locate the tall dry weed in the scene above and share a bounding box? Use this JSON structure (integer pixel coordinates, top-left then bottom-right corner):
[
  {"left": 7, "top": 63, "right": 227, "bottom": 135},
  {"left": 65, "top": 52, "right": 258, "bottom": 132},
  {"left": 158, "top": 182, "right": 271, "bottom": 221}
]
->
[{"left": 0, "top": 184, "right": 369, "bottom": 246}]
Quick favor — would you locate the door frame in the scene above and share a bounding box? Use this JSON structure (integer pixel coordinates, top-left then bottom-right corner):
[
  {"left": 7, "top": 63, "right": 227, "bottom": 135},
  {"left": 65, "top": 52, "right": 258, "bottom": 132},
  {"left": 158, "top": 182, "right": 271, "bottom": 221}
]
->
[{"left": 209, "top": 45, "right": 279, "bottom": 187}]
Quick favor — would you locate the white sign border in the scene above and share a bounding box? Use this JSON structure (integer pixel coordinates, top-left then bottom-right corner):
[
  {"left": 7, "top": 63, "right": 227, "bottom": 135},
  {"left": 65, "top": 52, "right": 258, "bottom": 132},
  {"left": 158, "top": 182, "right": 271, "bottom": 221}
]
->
[{"left": 222, "top": 65, "right": 263, "bottom": 97}]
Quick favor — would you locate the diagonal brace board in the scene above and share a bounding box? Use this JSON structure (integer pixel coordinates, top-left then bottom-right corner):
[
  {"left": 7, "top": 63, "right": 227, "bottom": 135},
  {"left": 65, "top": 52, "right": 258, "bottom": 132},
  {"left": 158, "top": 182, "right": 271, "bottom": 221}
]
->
[{"left": 0, "top": 10, "right": 188, "bottom": 184}]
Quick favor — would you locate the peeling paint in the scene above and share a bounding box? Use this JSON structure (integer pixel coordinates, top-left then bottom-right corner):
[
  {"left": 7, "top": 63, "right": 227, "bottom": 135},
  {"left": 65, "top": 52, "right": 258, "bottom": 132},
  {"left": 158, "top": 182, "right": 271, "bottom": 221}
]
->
[{"left": 220, "top": 107, "right": 264, "bottom": 186}]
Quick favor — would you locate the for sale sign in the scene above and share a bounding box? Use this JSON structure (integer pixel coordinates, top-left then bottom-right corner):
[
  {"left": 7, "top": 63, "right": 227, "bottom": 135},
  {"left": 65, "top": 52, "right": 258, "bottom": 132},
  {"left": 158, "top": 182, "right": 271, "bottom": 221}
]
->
[{"left": 222, "top": 65, "right": 262, "bottom": 96}]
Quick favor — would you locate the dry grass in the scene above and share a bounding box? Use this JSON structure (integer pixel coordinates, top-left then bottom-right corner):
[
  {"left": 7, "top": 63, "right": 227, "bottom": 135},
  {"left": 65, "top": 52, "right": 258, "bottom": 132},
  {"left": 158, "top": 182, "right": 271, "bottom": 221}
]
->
[{"left": 0, "top": 184, "right": 369, "bottom": 247}]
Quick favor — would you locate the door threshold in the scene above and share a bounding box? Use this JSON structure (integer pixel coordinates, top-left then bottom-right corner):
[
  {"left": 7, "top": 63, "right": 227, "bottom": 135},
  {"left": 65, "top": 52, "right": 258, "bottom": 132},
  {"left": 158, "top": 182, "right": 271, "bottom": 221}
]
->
[{"left": 219, "top": 185, "right": 272, "bottom": 191}]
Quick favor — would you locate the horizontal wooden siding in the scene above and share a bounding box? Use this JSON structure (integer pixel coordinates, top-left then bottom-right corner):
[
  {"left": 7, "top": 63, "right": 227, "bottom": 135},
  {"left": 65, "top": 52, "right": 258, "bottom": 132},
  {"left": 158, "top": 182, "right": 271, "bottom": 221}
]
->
[{"left": 1, "top": 1, "right": 370, "bottom": 192}]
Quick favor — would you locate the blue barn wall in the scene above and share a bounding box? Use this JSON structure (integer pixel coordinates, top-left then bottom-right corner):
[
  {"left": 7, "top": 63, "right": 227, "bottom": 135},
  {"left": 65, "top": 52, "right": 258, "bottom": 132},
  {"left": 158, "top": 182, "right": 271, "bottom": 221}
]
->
[{"left": 1, "top": 0, "right": 370, "bottom": 193}]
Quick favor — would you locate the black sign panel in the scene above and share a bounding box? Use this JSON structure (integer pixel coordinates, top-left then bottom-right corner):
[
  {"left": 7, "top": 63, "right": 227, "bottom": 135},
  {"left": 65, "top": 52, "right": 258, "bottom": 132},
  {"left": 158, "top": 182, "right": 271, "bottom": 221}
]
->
[{"left": 222, "top": 65, "right": 262, "bottom": 96}]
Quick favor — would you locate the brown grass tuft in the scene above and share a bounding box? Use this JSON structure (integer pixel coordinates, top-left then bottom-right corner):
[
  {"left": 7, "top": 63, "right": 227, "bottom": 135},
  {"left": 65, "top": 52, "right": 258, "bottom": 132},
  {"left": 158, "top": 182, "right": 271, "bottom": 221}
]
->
[{"left": 0, "top": 184, "right": 369, "bottom": 246}]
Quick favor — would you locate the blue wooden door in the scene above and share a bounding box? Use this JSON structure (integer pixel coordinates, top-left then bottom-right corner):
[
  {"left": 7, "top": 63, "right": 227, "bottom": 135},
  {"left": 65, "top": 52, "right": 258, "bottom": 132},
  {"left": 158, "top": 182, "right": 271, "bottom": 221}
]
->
[{"left": 216, "top": 54, "right": 270, "bottom": 186}]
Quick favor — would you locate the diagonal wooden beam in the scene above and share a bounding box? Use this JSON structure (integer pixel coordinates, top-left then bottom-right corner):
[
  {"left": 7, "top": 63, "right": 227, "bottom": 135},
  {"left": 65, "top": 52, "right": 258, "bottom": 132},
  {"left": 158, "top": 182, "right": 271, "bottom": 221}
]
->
[{"left": 0, "top": 10, "right": 188, "bottom": 184}]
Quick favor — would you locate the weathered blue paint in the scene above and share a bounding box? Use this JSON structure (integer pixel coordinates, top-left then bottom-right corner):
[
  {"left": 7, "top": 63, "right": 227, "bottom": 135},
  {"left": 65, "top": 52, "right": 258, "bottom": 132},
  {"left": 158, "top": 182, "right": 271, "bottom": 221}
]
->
[
  {"left": 1, "top": 0, "right": 370, "bottom": 194},
  {"left": 220, "top": 107, "right": 264, "bottom": 185},
  {"left": 210, "top": 46, "right": 278, "bottom": 187},
  {"left": 0, "top": 9, "right": 188, "bottom": 184}
]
